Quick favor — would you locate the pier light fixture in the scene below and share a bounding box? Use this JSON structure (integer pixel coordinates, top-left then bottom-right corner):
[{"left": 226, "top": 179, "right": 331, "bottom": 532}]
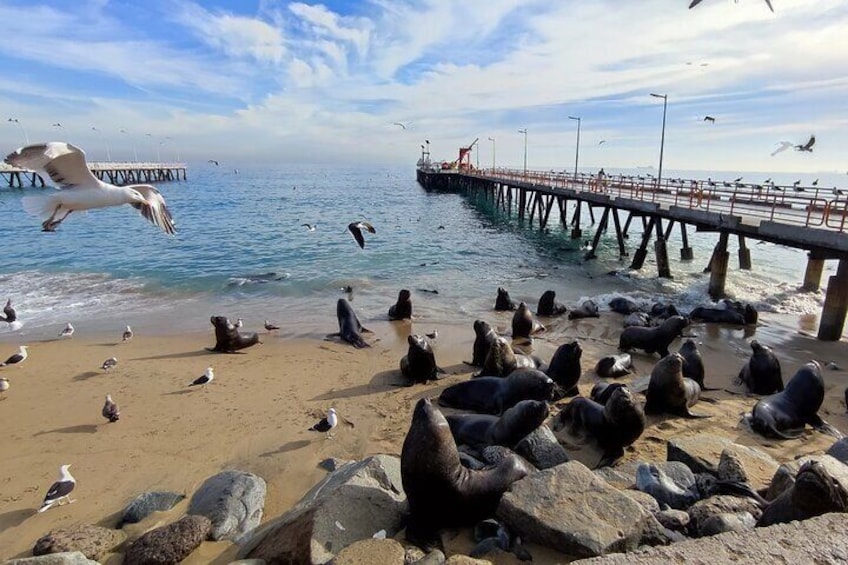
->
[
  {"left": 488, "top": 137, "right": 496, "bottom": 171},
  {"left": 7, "top": 117, "right": 29, "bottom": 144},
  {"left": 121, "top": 128, "right": 139, "bottom": 162},
  {"left": 650, "top": 93, "right": 668, "bottom": 197},
  {"left": 91, "top": 126, "right": 112, "bottom": 162},
  {"left": 518, "top": 129, "right": 528, "bottom": 180},
  {"left": 568, "top": 116, "right": 581, "bottom": 183}
]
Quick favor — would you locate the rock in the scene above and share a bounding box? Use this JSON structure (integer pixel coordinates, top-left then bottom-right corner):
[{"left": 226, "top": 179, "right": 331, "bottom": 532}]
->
[
  {"left": 654, "top": 510, "right": 689, "bottom": 531},
  {"left": 593, "top": 464, "right": 638, "bottom": 489},
  {"left": 716, "top": 450, "right": 748, "bottom": 483},
  {"left": 409, "top": 549, "right": 445, "bottom": 565},
  {"left": 32, "top": 525, "right": 126, "bottom": 561},
  {"left": 667, "top": 435, "right": 778, "bottom": 490},
  {"left": 698, "top": 512, "right": 756, "bottom": 537},
  {"left": 826, "top": 438, "right": 848, "bottom": 465},
  {"left": 623, "top": 490, "right": 661, "bottom": 514},
  {"left": 188, "top": 469, "right": 266, "bottom": 543},
  {"left": 638, "top": 514, "right": 687, "bottom": 547},
  {"left": 228, "top": 561, "right": 267, "bottom": 565},
  {"left": 480, "top": 446, "right": 535, "bottom": 471},
  {"left": 119, "top": 491, "right": 185, "bottom": 526},
  {"left": 764, "top": 464, "right": 796, "bottom": 501},
  {"left": 124, "top": 514, "right": 212, "bottom": 565},
  {"left": 686, "top": 495, "right": 762, "bottom": 537},
  {"left": 404, "top": 547, "right": 427, "bottom": 564},
  {"left": 240, "top": 455, "right": 406, "bottom": 565},
  {"left": 319, "top": 458, "right": 353, "bottom": 473},
  {"left": 794, "top": 454, "right": 848, "bottom": 493},
  {"left": 635, "top": 464, "right": 699, "bottom": 510},
  {"left": 497, "top": 460, "right": 649, "bottom": 558},
  {"left": 330, "top": 538, "right": 405, "bottom": 564},
  {"left": 444, "top": 556, "right": 492, "bottom": 565},
  {"left": 513, "top": 425, "right": 569, "bottom": 470},
  {"left": 4, "top": 553, "right": 100, "bottom": 565},
  {"left": 759, "top": 458, "right": 848, "bottom": 527}
]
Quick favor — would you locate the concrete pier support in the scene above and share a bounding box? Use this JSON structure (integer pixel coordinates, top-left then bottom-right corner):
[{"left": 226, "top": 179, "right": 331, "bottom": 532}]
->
[
  {"left": 708, "top": 232, "right": 730, "bottom": 299},
  {"left": 571, "top": 201, "right": 582, "bottom": 239},
  {"left": 802, "top": 255, "right": 825, "bottom": 292},
  {"left": 518, "top": 189, "right": 526, "bottom": 219},
  {"left": 738, "top": 235, "right": 752, "bottom": 270},
  {"left": 630, "top": 217, "right": 656, "bottom": 270},
  {"left": 818, "top": 259, "right": 848, "bottom": 341},
  {"left": 680, "top": 223, "right": 694, "bottom": 261},
  {"left": 585, "top": 208, "right": 610, "bottom": 260},
  {"left": 655, "top": 238, "right": 672, "bottom": 278}
]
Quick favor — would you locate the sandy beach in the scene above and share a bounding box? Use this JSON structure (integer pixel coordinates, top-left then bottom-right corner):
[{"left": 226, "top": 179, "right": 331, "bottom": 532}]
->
[{"left": 1, "top": 310, "right": 847, "bottom": 562}]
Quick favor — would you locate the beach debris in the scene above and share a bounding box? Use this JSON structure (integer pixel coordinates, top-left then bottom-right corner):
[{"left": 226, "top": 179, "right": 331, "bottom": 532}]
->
[
  {"left": 122, "top": 325, "right": 133, "bottom": 341},
  {"left": 38, "top": 464, "right": 76, "bottom": 513},
  {"left": 102, "top": 394, "right": 120, "bottom": 423},
  {"left": 264, "top": 319, "right": 281, "bottom": 331},
  {"left": 826, "top": 361, "right": 841, "bottom": 371},
  {"left": 190, "top": 367, "right": 214, "bottom": 389},
  {"left": 102, "top": 357, "right": 118, "bottom": 371},
  {"left": 348, "top": 221, "right": 376, "bottom": 249},
  {"left": 59, "top": 322, "right": 74, "bottom": 338},
  {"left": 0, "top": 377, "right": 9, "bottom": 398},
  {"left": 309, "top": 408, "right": 338, "bottom": 439},
  {"left": 0, "top": 345, "right": 28, "bottom": 367}
]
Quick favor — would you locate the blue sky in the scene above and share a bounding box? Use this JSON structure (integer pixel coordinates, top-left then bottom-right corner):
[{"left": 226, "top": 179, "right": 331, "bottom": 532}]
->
[{"left": 0, "top": 0, "right": 846, "bottom": 172}]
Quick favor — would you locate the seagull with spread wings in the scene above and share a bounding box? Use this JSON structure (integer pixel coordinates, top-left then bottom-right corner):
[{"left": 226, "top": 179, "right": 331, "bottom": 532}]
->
[
  {"left": 770, "top": 141, "right": 794, "bottom": 157},
  {"left": 348, "top": 221, "right": 376, "bottom": 249},
  {"left": 795, "top": 135, "right": 816, "bottom": 152},
  {"left": 4, "top": 142, "right": 176, "bottom": 234}
]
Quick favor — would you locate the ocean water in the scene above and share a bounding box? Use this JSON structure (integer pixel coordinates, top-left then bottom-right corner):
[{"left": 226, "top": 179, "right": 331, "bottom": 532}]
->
[{"left": 0, "top": 163, "right": 842, "bottom": 340}]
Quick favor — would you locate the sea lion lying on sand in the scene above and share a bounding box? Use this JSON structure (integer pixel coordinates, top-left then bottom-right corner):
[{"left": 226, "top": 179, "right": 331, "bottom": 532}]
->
[
  {"left": 447, "top": 400, "right": 550, "bottom": 451},
  {"left": 207, "top": 316, "right": 260, "bottom": 353},
  {"left": 619, "top": 315, "right": 689, "bottom": 357}
]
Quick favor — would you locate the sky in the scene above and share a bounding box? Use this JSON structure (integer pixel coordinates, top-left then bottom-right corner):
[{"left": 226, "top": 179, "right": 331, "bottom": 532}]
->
[{"left": 0, "top": 0, "right": 846, "bottom": 173}]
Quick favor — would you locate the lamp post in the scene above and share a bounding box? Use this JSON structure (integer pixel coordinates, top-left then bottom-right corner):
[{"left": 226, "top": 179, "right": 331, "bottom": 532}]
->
[
  {"left": 120, "top": 128, "right": 138, "bottom": 162},
  {"left": 487, "top": 137, "right": 496, "bottom": 171},
  {"left": 649, "top": 93, "right": 668, "bottom": 195},
  {"left": 568, "top": 116, "right": 581, "bottom": 183},
  {"left": 7, "top": 118, "right": 29, "bottom": 144},
  {"left": 518, "top": 129, "right": 527, "bottom": 180},
  {"left": 91, "top": 126, "right": 112, "bottom": 161},
  {"left": 145, "top": 133, "right": 155, "bottom": 162}
]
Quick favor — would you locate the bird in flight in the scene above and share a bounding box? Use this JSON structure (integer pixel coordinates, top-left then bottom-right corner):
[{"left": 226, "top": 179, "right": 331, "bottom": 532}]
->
[
  {"left": 598, "top": 140, "right": 607, "bottom": 145},
  {"left": 348, "top": 221, "right": 376, "bottom": 249},
  {"left": 734, "top": 176, "right": 743, "bottom": 182},
  {"left": 208, "top": 159, "right": 219, "bottom": 166},
  {"left": 689, "top": 0, "right": 774, "bottom": 12},
  {"left": 392, "top": 122, "right": 411, "bottom": 130},
  {"left": 703, "top": 116, "right": 716, "bottom": 123},
  {"left": 795, "top": 135, "right": 816, "bottom": 152},
  {"left": 302, "top": 223, "right": 317, "bottom": 232},
  {"left": 770, "top": 141, "right": 794, "bottom": 157}
]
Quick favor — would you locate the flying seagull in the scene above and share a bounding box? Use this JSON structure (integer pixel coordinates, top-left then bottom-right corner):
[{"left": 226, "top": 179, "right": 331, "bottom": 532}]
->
[
  {"left": 38, "top": 464, "right": 76, "bottom": 512},
  {"left": 1, "top": 345, "right": 28, "bottom": 367},
  {"left": 122, "top": 325, "right": 133, "bottom": 342},
  {"left": 598, "top": 140, "right": 607, "bottom": 145},
  {"left": 190, "top": 367, "right": 214, "bottom": 389},
  {"left": 59, "top": 323, "right": 74, "bottom": 338},
  {"left": 102, "top": 394, "right": 120, "bottom": 423},
  {"left": 734, "top": 176, "right": 743, "bottom": 182},
  {"left": 348, "top": 221, "right": 376, "bottom": 249},
  {"left": 392, "top": 122, "right": 410, "bottom": 130},
  {"left": 101, "top": 357, "right": 118, "bottom": 371},
  {"left": 4, "top": 142, "right": 176, "bottom": 234},
  {"left": 0, "top": 298, "right": 17, "bottom": 324},
  {"left": 795, "top": 135, "right": 816, "bottom": 152},
  {"left": 770, "top": 141, "right": 794, "bottom": 157},
  {"left": 703, "top": 116, "right": 715, "bottom": 123},
  {"left": 264, "top": 320, "right": 281, "bottom": 332},
  {"left": 302, "top": 223, "right": 317, "bottom": 232},
  {"left": 309, "top": 408, "right": 338, "bottom": 439},
  {"left": 207, "top": 159, "right": 219, "bottom": 166},
  {"left": 689, "top": 0, "right": 774, "bottom": 12}
]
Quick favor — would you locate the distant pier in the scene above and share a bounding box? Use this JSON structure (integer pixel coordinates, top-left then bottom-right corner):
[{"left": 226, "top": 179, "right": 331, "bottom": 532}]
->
[
  {"left": 1, "top": 161, "right": 187, "bottom": 189},
  {"left": 417, "top": 166, "right": 848, "bottom": 341}
]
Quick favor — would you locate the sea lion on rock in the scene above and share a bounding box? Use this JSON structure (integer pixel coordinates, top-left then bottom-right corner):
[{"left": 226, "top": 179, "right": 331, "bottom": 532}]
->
[
  {"left": 401, "top": 398, "right": 534, "bottom": 550},
  {"left": 536, "top": 290, "right": 567, "bottom": 316},
  {"left": 388, "top": 289, "right": 413, "bottom": 320},
  {"left": 645, "top": 353, "right": 708, "bottom": 418},
  {"left": 512, "top": 302, "right": 545, "bottom": 339},
  {"left": 747, "top": 361, "right": 842, "bottom": 439},
  {"left": 545, "top": 341, "right": 582, "bottom": 396},
  {"left": 619, "top": 315, "right": 689, "bottom": 357},
  {"left": 757, "top": 459, "right": 848, "bottom": 526},
  {"left": 595, "top": 353, "right": 633, "bottom": 379},
  {"left": 554, "top": 386, "right": 646, "bottom": 467},
  {"left": 678, "top": 339, "right": 715, "bottom": 390},
  {"left": 439, "top": 368, "right": 555, "bottom": 415},
  {"left": 326, "top": 298, "right": 372, "bottom": 348},
  {"left": 447, "top": 400, "right": 550, "bottom": 451},
  {"left": 494, "top": 287, "right": 517, "bottom": 311},
  {"left": 467, "top": 320, "right": 497, "bottom": 367},
  {"left": 207, "top": 316, "right": 260, "bottom": 353},
  {"left": 609, "top": 296, "right": 640, "bottom": 315},
  {"left": 736, "top": 340, "right": 783, "bottom": 394},
  {"left": 480, "top": 336, "right": 540, "bottom": 378},
  {"left": 400, "top": 335, "right": 443, "bottom": 384},
  {"left": 568, "top": 299, "right": 599, "bottom": 320}
]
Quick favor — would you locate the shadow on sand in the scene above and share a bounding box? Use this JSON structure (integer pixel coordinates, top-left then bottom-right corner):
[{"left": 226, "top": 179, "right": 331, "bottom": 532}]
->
[
  {"left": 34, "top": 424, "right": 99, "bottom": 436},
  {"left": 259, "top": 439, "right": 312, "bottom": 458}
]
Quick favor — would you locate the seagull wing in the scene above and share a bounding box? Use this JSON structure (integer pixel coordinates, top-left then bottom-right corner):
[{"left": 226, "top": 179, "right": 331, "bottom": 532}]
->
[
  {"left": 43, "top": 479, "right": 74, "bottom": 503},
  {"left": 130, "top": 185, "right": 176, "bottom": 234},
  {"left": 689, "top": 0, "right": 704, "bottom": 7},
  {"left": 770, "top": 141, "right": 793, "bottom": 156},
  {"left": 805, "top": 135, "right": 816, "bottom": 150},
  {"left": 348, "top": 223, "right": 365, "bottom": 248},
  {"left": 764, "top": 0, "right": 774, "bottom": 12},
  {"left": 392, "top": 122, "right": 407, "bottom": 129},
  {"left": 356, "top": 221, "right": 376, "bottom": 234},
  {"left": 4, "top": 142, "right": 100, "bottom": 189}
]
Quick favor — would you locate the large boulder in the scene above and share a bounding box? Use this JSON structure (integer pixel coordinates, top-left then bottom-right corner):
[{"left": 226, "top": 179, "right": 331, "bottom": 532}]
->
[
  {"left": 4, "top": 554, "right": 100, "bottom": 565},
  {"left": 240, "top": 454, "right": 407, "bottom": 565},
  {"left": 513, "top": 425, "right": 569, "bottom": 469},
  {"left": 124, "top": 514, "right": 212, "bottom": 565},
  {"left": 330, "top": 538, "right": 406, "bottom": 564},
  {"left": 686, "top": 495, "right": 762, "bottom": 537},
  {"left": 188, "top": 470, "right": 266, "bottom": 543},
  {"left": 667, "top": 435, "right": 778, "bottom": 490},
  {"left": 32, "top": 525, "right": 126, "bottom": 561},
  {"left": 497, "top": 461, "right": 650, "bottom": 559},
  {"left": 119, "top": 491, "right": 185, "bottom": 526}
]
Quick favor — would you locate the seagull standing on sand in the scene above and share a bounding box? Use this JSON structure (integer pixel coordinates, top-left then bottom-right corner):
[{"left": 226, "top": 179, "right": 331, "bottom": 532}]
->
[
  {"left": 122, "top": 325, "right": 133, "bottom": 342},
  {"left": 0, "top": 298, "right": 17, "bottom": 324},
  {"left": 0, "top": 377, "right": 9, "bottom": 398},
  {"left": 264, "top": 320, "right": 281, "bottom": 332},
  {"left": 309, "top": 408, "right": 338, "bottom": 439},
  {"left": 38, "top": 464, "right": 76, "bottom": 513},
  {"left": 101, "top": 357, "right": 118, "bottom": 371},
  {"left": 348, "top": 221, "right": 376, "bottom": 249},
  {"left": 4, "top": 142, "right": 176, "bottom": 233},
  {"left": 102, "top": 394, "right": 120, "bottom": 422},
  {"left": 1, "top": 345, "right": 28, "bottom": 367},
  {"left": 190, "top": 367, "right": 214, "bottom": 389},
  {"left": 59, "top": 323, "right": 74, "bottom": 338}
]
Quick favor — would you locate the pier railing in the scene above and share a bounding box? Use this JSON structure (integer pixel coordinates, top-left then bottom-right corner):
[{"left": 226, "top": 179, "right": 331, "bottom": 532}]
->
[{"left": 1, "top": 161, "right": 187, "bottom": 188}]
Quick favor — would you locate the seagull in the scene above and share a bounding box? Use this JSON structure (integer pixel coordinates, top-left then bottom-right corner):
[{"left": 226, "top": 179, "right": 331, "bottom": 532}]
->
[
  {"left": 38, "top": 464, "right": 76, "bottom": 513},
  {"left": 59, "top": 322, "right": 74, "bottom": 338},
  {"left": 102, "top": 394, "right": 120, "bottom": 423},
  {"left": 0, "top": 298, "right": 17, "bottom": 324},
  {"left": 834, "top": 188, "right": 845, "bottom": 197},
  {"left": 689, "top": 0, "right": 774, "bottom": 12},
  {"left": 812, "top": 179, "right": 819, "bottom": 186},
  {"left": 4, "top": 142, "right": 176, "bottom": 234},
  {"left": 235, "top": 318, "right": 244, "bottom": 329},
  {"left": 207, "top": 159, "right": 219, "bottom": 166},
  {"left": 425, "top": 330, "right": 438, "bottom": 340},
  {"left": 598, "top": 140, "right": 607, "bottom": 145},
  {"left": 1, "top": 345, "right": 28, "bottom": 367},
  {"left": 348, "top": 221, "right": 376, "bottom": 249},
  {"left": 190, "top": 367, "right": 214, "bottom": 389},
  {"left": 734, "top": 176, "right": 743, "bottom": 182},
  {"left": 309, "top": 408, "right": 338, "bottom": 439},
  {"left": 101, "top": 357, "right": 118, "bottom": 371},
  {"left": 52, "top": 123, "right": 63, "bottom": 128},
  {"left": 770, "top": 141, "right": 794, "bottom": 157},
  {"left": 703, "top": 116, "right": 715, "bottom": 123},
  {"left": 302, "top": 223, "right": 317, "bottom": 232},
  {"left": 0, "top": 377, "right": 9, "bottom": 399},
  {"left": 264, "top": 320, "right": 281, "bottom": 332},
  {"left": 392, "top": 122, "right": 411, "bottom": 130},
  {"left": 795, "top": 135, "right": 816, "bottom": 152},
  {"left": 122, "top": 325, "right": 133, "bottom": 342}
]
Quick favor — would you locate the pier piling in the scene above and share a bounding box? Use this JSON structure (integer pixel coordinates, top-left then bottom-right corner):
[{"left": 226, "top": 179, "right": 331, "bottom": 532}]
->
[
  {"left": 708, "top": 232, "right": 730, "bottom": 299},
  {"left": 818, "top": 259, "right": 848, "bottom": 340},
  {"left": 738, "top": 235, "right": 752, "bottom": 270},
  {"left": 802, "top": 255, "right": 825, "bottom": 292},
  {"left": 680, "top": 223, "right": 694, "bottom": 261}
]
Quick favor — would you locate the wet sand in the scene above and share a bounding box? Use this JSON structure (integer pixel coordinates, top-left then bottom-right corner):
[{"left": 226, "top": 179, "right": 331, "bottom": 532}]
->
[{"left": 1, "top": 311, "right": 847, "bottom": 562}]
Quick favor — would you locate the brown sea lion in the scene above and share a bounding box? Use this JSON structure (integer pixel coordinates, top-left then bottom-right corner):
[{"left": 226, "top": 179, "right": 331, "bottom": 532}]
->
[
  {"left": 758, "top": 459, "right": 848, "bottom": 526},
  {"left": 736, "top": 340, "right": 783, "bottom": 395},
  {"left": 207, "top": 316, "right": 260, "bottom": 353},
  {"left": 512, "top": 302, "right": 545, "bottom": 340},
  {"left": 480, "top": 336, "right": 540, "bottom": 378},
  {"left": 495, "top": 287, "right": 517, "bottom": 311},
  {"left": 609, "top": 296, "right": 640, "bottom": 315},
  {"left": 545, "top": 341, "right": 582, "bottom": 396},
  {"left": 467, "top": 320, "right": 498, "bottom": 367},
  {"left": 401, "top": 398, "right": 534, "bottom": 550},
  {"left": 595, "top": 353, "right": 633, "bottom": 379},
  {"left": 447, "top": 400, "right": 550, "bottom": 451},
  {"left": 388, "top": 289, "right": 413, "bottom": 320},
  {"left": 678, "top": 339, "right": 715, "bottom": 391},
  {"left": 590, "top": 381, "right": 628, "bottom": 405},
  {"left": 537, "top": 290, "right": 567, "bottom": 317},
  {"left": 439, "top": 368, "right": 555, "bottom": 415},
  {"left": 619, "top": 315, "right": 689, "bottom": 358},
  {"left": 326, "top": 298, "right": 372, "bottom": 348},
  {"left": 644, "top": 353, "right": 708, "bottom": 418},
  {"left": 400, "top": 334, "right": 443, "bottom": 384},
  {"left": 567, "top": 299, "right": 599, "bottom": 320}
]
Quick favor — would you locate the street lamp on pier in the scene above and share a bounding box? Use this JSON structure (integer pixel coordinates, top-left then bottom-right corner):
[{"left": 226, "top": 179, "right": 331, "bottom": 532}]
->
[
  {"left": 649, "top": 93, "right": 668, "bottom": 196},
  {"left": 568, "top": 116, "right": 581, "bottom": 183},
  {"left": 7, "top": 118, "right": 29, "bottom": 144},
  {"left": 120, "top": 128, "right": 138, "bottom": 162},
  {"left": 91, "top": 126, "right": 112, "bottom": 161},
  {"left": 488, "top": 137, "right": 496, "bottom": 171},
  {"left": 517, "top": 129, "right": 527, "bottom": 180}
]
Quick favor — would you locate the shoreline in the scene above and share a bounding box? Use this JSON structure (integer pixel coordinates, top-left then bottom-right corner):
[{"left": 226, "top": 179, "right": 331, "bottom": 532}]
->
[{"left": 1, "top": 310, "right": 847, "bottom": 561}]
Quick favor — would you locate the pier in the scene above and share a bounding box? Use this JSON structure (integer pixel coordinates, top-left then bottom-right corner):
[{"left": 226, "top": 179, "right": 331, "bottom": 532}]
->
[
  {"left": 1, "top": 161, "right": 187, "bottom": 189},
  {"left": 417, "top": 166, "right": 848, "bottom": 341}
]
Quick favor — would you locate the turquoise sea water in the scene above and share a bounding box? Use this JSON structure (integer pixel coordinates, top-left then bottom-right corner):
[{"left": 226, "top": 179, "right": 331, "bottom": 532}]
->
[{"left": 0, "top": 163, "right": 842, "bottom": 339}]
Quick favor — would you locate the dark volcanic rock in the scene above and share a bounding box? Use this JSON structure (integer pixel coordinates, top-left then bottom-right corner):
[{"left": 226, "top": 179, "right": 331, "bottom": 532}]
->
[
  {"left": 32, "top": 524, "right": 126, "bottom": 561},
  {"left": 124, "top": 515, "right": 212, "bottom": 565}
]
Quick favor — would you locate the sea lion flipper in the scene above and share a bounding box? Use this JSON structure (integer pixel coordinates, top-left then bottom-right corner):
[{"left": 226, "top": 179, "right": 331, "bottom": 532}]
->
[
  {"left": 325, "top": 332, "right": 340, "bottom": 339},
  {"left": 812, "top": 418, "right": 845, "bottom": 439},
  {"left": 361, "top": 326, "right": 373, "bottom": 334},
  {"left": 700, "top": 396, "right": 719, "bottom": 404},
  {"left": 436, "top": 366, "right": 447, "bottom": 374}
]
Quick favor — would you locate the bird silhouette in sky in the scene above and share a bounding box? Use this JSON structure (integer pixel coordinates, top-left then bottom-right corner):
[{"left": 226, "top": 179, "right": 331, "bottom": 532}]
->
[
  {"left": 795, "top": 135, "right": 816, "bottom": 152},
  {"left": 392, "top": 122, "right": 411, "bottom": 130},
  {"left": 770, "top": 141, "right": 794, "bottom": 157},
  {"left": 703, "top": 116, "right": 715, "bottom": 123}
]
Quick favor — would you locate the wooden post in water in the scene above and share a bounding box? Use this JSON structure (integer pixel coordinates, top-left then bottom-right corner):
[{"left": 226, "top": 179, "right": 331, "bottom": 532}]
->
[
  {"left": 654, "top": 217, "right": 672, "bottom": 278},
  {"left": 738, "top": 235, "right": 752, "bottom": 270},
  {"left": 708, "top": 232, "right": 730, "bottom": 299},
  {"left": 571, "top": 201, "right": 582, "bottom": 239},
  {"left": 680, "top": 223, "right": 694, "bottom": 261},
  {"left": 611, "top": 209, "right": 628, "bottom": 257},
  {"left": 630, "top": 217, "right": 656, "bottom": 270},
  {"left": 818, "top": 258, "right": 848, "bottom": 340},
  {"left": 585, "top": 207, "right": 610, "bottom": 260},
  {"left": 518, "top": 188, "right": 526, "bottom": 220},
  {"left": 802, "top": 254, "right": 825, "bottom": 292}
]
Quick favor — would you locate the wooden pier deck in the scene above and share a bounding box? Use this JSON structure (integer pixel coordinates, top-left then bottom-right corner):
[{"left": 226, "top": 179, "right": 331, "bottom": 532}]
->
[
  {"left": 0, "top": 161, "right": 187, "bottom": 188},
  {"left": 417, "top": 167, "right": 848, "bottom": 341}
]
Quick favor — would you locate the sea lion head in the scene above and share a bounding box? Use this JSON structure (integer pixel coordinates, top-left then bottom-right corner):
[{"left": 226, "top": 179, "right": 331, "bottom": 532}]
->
[
  {"left": 517, "top": 302, "right": 529, "bottom": 315},
  {"left": 663, "top": 315, "right": 689, "bottom": 336},
  {"left": 750, "top": 340, "right": 765, "bottom": 355},
  {"left": 474, "top": 319, "right": 493, "bottom": 337},
  {"left": 792, "top": 460, "right": 848, "bottom": 515},
  {"left": 408, "top": 333, "right": 428, "bottom": 351},
  {"left": 679, "top": 339, "right": 697, "bottom": 355},
  {"left": 210, "top": 315, "right": 229, "bottom": 328},
  {"left": 656, "top": 352, "right": 684, "bottom": 376},
  {"left": 399, "top": 289, "right": 411, "bottom": 302},
  {"left": 508, "top": 368, "right": 556, "bottom": 401},
  {"left": 605, "top": 386, "right": 646, "bottom": 435}
]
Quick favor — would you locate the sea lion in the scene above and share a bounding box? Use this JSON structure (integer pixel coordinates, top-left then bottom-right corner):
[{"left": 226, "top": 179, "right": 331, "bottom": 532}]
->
[
  {"left": 467, "top": 320, "right": 497, "bottom": 367},
  {"left": 609, "top": 296, "right": 640, "bottom": 315},
  {"left": 494, "top": 287, "right": 517, "bottom": 311},
  {"left": 326, "top": 298, "right": 372, "bottom": 348},
  {"left": 678, "top": 339, "right": 715, "bottom": 390},
  {"left": 207, "top": 316, "right": 261, "bottom": 353},
  {"left": 747, "top": 361, "right": 842, "bottom": 439},
  {"left": 439, "top": 368, "right": 555, "bottom": 415},
  {"left": 537, "top": 290, "right": 567, "bottom": 317},
  {"left": 757, "top": 460, "right": 848, "bottom": 527},
  {"left": 512, "top": 302, "right": 545, "bottom": 339},
  {"left": 619, "top": 315, "right": 689, "bottom": 358},
  {"left": 590, "top": 382, "right": 629, "bottom": 405},
  {"left": 721, "top": 299, "right": 758, "bottom": 325},
  {"left": 447, "top": 400, "right": 550, "bottom": 451},
  {"left": 388, "top": 289, "right": 413, "bottom": 320},
  {"left": 553, "top": 386, "right": 646, "bottom": 467},
  {"left": 400, "top": 334, "right": 443, "bottom": 384},
  {"left": 568, "top": 299, "right": 599, "bottom": 320},
  {"left": 650, "top": 302, "right": 680, "bottom": 320},
  {"left": 595, "top": 353, "right": 633, "bottom": 379},
  {"left": 644, "top": 353, "right": 708, "bottom": 418},
  {"left": 689, "top": 305, "right": 745, "bottom": 325},
  {"left": 624, "top": 312, "right": 650, "bottom": 328},
  {"left": 736, "top": 340, "right": 783, "bottom": 394},
  {"left": 401, "top": 398, "right": 534, "bottom": 550},
  {"left": 480, "top": 336, "right": 540, "bottom": 378},
  {"left": 545, "top": 341, "right": 582, "bottom": 396}
]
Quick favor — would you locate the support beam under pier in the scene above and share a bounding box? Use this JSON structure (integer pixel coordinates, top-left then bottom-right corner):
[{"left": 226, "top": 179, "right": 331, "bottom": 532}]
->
[
  {"left": 630, "top": 217, "right": 656, "bottom": 270},
  {"left": 738, "top": 235, "right": 752, "bottom": 270},
  {"left": 818, "top": 259, "right": 848, "bottom": 341},
  {"left": 708, "top": 232, "right": 730, "bottom": 299},
  {"left": 680, "top": 223, "right": 694, "bottom": 261},
  {"left": 654, "top": 218, "right": 671, "bottom": 279},
  {"left": 802, "top": 255, "right": 825, "bottom": 292}
]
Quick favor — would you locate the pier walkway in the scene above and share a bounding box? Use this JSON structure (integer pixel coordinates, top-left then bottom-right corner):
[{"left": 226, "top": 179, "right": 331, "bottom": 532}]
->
[{"left": 1, "top": 161, "right": 187, "bottom": 188}]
